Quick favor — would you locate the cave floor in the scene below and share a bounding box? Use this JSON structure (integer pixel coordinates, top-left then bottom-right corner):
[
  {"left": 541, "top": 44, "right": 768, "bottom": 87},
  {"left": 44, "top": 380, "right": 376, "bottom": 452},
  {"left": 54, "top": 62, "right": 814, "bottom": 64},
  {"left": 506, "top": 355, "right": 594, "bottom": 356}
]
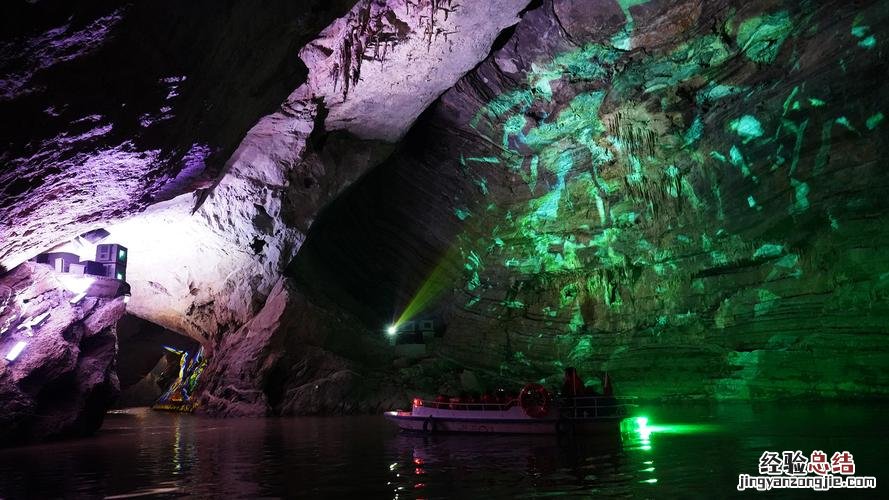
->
[{"left": 0, "top": 403, "right": 885, "bottom": 497}]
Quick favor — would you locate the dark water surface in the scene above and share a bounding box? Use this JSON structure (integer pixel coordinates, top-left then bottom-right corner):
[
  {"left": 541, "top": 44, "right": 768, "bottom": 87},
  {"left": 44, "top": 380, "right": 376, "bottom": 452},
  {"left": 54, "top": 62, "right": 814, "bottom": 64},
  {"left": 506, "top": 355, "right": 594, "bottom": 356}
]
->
[{"left": 0, "top": 403, "right": 886, "bottom": 498}]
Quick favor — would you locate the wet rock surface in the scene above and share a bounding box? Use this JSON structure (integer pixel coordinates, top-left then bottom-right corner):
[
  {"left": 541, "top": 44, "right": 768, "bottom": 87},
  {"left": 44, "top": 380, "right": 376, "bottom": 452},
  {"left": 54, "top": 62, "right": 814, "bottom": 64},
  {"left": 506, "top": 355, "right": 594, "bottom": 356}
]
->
[{"left": 0, "top": 263, "right": 126, "bottom": 445}]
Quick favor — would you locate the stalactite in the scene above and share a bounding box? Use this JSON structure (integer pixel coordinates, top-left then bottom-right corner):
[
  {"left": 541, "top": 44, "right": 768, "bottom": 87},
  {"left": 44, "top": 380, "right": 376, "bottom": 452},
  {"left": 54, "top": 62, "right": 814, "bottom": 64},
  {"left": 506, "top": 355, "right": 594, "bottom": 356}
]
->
[{"left": 332, "top": 0, "right": 461, "bottom": 99}]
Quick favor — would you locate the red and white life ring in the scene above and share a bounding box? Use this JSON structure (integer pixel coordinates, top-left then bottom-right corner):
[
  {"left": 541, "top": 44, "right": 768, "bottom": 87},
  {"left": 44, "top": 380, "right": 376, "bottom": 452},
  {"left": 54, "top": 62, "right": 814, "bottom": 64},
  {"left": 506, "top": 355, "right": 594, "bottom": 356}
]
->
[{"left": 519, "top": 383, "right": 551, "bottom": 418}]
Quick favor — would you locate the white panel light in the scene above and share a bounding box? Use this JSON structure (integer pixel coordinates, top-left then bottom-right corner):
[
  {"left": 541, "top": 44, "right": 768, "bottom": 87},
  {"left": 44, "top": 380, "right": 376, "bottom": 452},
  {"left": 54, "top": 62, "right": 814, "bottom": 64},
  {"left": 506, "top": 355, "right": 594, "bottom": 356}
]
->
[
  {"left": 5, "top": 340, "right": 27, "bottom": 361},
  {"left": 30, "top": 311, "right": 50, "bottom": 328}
]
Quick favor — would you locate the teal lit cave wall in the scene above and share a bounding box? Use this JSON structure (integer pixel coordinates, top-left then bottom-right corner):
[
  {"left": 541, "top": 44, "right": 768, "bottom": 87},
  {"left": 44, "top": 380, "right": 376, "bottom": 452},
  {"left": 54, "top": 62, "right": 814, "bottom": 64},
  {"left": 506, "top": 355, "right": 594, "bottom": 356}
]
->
[
  {"left": 441, "top": 0, "right": 889, "bottom": 399},
  {"left": 296, "top": 0, "right": 889, "bottom": 400}
]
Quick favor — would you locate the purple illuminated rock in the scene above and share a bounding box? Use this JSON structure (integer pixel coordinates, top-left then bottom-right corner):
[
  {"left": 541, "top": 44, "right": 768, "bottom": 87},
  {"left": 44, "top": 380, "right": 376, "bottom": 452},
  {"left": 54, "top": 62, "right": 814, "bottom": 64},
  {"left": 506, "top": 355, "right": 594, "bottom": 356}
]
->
[
  {"left": 0, "top": 0, "right": 357, "bottom": 271},
  {"left": 0, "top": 263, "right": 126, "bottom": 445}
]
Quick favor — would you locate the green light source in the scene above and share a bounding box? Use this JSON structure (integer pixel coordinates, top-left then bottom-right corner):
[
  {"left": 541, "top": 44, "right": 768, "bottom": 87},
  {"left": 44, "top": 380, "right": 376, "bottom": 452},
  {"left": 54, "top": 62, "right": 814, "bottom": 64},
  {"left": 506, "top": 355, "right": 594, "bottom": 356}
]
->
[
  {"left": 393, "top": 244, "right": 463, "bottom": 327},
  {"left": 636, "top": 416, "right": 653, "bottom": 442},
  {"left": 386, "top": 325, "right": 397, "bottom": 335},
  {"left": 622, "top": 414, "right": 719, "bottom": 448}
]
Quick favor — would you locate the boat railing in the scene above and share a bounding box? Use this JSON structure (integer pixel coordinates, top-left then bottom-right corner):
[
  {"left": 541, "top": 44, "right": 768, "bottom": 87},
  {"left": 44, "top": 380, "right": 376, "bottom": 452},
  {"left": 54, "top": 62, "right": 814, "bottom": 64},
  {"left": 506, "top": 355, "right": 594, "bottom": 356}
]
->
[
  {"left": 556, "top": 395, "right": 637, "bottom": 419},
  {"left": 413, "top": 394, "right": 637, "bottom": 415},
  {"left": 414, "top": 398, "right": 520, "bottom": 411}
]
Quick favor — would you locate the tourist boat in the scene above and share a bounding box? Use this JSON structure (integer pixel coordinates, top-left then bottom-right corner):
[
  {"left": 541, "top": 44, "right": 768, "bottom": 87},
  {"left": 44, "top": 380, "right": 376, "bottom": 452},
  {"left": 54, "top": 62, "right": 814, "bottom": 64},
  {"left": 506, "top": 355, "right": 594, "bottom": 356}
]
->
[{"left": 384, "top": 383, "right": 635, "bottom": 435}]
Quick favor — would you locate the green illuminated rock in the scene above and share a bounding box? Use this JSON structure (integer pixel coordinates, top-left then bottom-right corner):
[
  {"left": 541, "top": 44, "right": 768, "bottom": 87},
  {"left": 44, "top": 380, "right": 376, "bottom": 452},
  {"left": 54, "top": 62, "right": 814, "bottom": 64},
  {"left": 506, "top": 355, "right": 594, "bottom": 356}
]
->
[
  {"left": 736, "top": 10, "right": 793, "bottom": 63},
  {"left": 291, "top": 0, "right": 889, "bottom": 403}
]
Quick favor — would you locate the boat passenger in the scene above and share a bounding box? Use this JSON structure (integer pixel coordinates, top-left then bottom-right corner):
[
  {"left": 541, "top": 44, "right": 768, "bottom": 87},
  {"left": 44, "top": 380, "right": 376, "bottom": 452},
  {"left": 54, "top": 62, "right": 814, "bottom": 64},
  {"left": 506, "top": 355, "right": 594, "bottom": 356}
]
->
[
  {"left": 602, "top": 372, "right": 613, "bottom": 397},
  {"left": 599, "top": 372, "right": 618, "bottom": 415},
  {"left": 480, "top": 392, "right": 495, "bottom": 410},
  {"left": 562, "top": 366, "right": 586, "bottom": 397}
]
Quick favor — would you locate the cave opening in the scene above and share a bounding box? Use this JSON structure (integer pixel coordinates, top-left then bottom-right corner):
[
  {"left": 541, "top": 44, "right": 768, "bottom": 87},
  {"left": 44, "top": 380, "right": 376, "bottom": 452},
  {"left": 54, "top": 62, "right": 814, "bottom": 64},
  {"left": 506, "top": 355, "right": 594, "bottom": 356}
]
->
[{"left": 115, "top": 314, "right": 202, "bottom": 409}]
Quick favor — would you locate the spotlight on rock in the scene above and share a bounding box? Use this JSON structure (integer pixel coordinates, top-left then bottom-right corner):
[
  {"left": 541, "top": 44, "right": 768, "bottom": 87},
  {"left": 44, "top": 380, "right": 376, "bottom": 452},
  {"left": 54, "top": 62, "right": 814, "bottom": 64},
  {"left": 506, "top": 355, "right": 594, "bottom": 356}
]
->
[
  {"left": 5, "top": 340, "right": 27, "bottom": 362},
  {"left": 58, "top": 274, "right": 95, "bottom": 295}
]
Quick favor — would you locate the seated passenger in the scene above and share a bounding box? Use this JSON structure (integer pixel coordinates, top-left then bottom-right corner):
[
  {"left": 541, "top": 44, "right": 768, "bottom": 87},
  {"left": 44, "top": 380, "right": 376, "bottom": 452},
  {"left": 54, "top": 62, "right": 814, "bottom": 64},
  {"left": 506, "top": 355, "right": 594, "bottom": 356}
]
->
[
  {"left": 600, "top": 372, "right": 618, "bottom": 415},
  {"left": 561, "top": 366, "right": 586, "bottom": 397},
  {"left": 480, "top": 392, "right": 495, "bottom": 410},
  {"left": 494, "top": 388, "right": 508, "bottom": 404}
]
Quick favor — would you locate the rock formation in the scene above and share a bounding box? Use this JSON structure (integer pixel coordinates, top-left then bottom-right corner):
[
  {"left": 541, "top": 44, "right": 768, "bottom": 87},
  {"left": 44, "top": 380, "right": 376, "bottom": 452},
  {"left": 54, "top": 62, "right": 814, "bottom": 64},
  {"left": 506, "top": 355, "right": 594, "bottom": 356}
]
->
[
  {"left": 0, "top": 0, "right": 357, "bottom": 271},
  {"left": 0, "top": 263, "right": 125, "bottom": 444},
  {"left": 96, "top": 0, "right": 533, "bottom": 415},
  {"left": 292, "top": 0, "right": 889, "bottom": 400}
]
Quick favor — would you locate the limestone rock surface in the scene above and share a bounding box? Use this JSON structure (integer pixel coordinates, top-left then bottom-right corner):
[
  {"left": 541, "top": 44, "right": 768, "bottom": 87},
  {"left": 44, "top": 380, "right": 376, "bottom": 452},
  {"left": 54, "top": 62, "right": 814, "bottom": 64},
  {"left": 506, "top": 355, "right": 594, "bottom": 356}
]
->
[{"left": 0, "top": 263, "right": 126, "bottom": 445}]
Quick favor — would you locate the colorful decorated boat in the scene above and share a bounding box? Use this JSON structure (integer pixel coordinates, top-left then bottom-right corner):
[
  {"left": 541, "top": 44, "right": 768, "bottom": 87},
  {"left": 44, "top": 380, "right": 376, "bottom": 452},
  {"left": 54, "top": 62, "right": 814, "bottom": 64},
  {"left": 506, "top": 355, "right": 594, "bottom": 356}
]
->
[
  {"left": 384, "top": 383, "right": 634, "bottom": 435},
  {"left": 152, "top": 346, "right": 207, "bottom": 413}
]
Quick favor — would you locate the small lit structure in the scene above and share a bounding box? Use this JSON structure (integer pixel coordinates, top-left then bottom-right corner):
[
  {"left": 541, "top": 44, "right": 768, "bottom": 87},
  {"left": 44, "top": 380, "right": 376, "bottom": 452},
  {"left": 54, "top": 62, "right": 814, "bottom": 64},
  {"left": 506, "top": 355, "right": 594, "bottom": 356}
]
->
[
  {"left": 69, "top": 260, "right": 107, "bottom": 278},
  {"left": 42, "top": 252, "right": 81, "bottom": 273},
  {"left": 96, "top": 243, "right": 127, "bottom": 263},
  {"left": 387, "top": 318, "right": 437, "bottom": 357},
  {"left": 33, "top": 242, "right": 128, "bottom": 281},
  {"left": 95, "top": 243, "right": 127, "bottom": 281}
]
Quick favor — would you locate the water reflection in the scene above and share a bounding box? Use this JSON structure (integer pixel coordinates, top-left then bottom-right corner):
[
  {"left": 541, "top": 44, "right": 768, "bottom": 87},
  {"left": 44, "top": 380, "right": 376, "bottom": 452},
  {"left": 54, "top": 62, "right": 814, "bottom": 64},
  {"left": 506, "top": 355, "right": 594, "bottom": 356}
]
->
[
  {"left": 0, "top": 404, "right": 885, "bottom": 498},
  {"left": 386, "top": 421, "right": 665, "bottom": 497}
]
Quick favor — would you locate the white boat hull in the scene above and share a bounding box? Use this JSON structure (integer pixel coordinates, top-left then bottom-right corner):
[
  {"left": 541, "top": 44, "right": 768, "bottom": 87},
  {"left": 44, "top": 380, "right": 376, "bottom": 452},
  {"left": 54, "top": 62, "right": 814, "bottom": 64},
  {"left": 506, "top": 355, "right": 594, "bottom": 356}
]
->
[{"left": 384, "top": 405, "right": 623, "bottom": 435}]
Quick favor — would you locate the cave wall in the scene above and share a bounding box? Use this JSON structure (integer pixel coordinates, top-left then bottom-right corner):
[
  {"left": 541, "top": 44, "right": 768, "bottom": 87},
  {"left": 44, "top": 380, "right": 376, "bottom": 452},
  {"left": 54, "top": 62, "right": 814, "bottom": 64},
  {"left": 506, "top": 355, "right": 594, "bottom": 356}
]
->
[
  {"left": 293, "top": 0, "right": 889, "bottom": 400},
  {"left": 0, "top": 0, "right": 357, "bottom": 271},
  {"left": 102, "top": 0, "right": 532, "bottom": 415},
  {"left": 197, "top": 276, "right": 405, "bottom": 416},
  {"left": 94, "top": 0, "right": 530, "bottom": 349},
  {"left": 1, "top": 0, "right": 541, "bottom": 418}
]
